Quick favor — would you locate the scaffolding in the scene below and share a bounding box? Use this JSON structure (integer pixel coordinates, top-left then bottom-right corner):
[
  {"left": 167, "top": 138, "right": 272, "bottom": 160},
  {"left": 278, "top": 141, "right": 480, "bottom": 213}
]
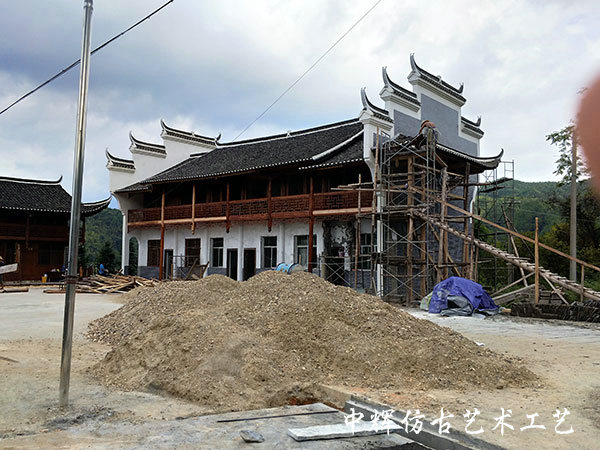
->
[
  {"left": 475, "top": 160, "right": 519, "bottom": 290},
  {"left": 335, "top": 129, "right": 600, "bottom": 305}
]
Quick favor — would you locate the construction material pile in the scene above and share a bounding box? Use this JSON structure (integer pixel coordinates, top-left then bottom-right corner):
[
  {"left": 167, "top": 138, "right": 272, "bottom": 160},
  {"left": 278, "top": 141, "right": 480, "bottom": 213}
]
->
[
  {"left": 87, "top": 272, "right": 537, "bottom": 412},
  {"left": 45, "top": 274, "right": 155, "bottom": 294}
]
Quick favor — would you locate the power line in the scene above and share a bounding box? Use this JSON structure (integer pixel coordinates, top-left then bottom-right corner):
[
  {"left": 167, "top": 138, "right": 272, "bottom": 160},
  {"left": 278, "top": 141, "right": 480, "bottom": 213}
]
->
[
  {"left": 232, "top": 0, "right": 383, "bottom": 141},
  {"left": 0, "top": 0, "right": 174, "bottom": 117}
]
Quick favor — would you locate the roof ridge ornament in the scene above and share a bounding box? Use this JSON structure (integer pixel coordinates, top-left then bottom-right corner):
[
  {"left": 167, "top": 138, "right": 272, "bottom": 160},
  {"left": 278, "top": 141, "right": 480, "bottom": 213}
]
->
[
  {"left": 408, "top": 53, "right": 466, "bottom": 105},
  {"left": 0, "top": 175, "right": 63, "bottom": 185}
]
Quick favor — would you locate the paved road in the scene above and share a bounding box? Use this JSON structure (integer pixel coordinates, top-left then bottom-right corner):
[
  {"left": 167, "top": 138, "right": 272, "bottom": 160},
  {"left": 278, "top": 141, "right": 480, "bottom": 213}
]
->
[{"left": 0, "top": 287, "right": 123, "bottom": 340}]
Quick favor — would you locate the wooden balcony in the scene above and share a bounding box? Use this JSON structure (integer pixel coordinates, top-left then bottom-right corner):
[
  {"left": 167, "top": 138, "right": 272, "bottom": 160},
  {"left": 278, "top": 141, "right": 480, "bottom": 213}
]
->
[
  {"left": 0, "top": 222, "right": 69, "bottom": 241},
  {"left": 128, "top": 190, "right": 373, "bottom": 228}
]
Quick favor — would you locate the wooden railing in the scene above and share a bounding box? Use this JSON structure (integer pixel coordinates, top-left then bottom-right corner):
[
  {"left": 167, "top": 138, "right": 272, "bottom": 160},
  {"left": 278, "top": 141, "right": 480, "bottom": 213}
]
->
[
  {"left": 128, "top": 190, "right": 372, "bottom": 225},
  {"left": 0, "top": 222, "right": 69, "bottom": 240}
]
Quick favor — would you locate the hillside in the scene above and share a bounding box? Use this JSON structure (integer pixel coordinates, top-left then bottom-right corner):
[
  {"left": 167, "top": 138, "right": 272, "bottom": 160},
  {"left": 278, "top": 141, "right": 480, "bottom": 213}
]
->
[
  {"left": 478, "top": 180, "right": 570, "bottom": 235},
  {"left": 84, "top": 208, "right": 122, "bottom": 267}
]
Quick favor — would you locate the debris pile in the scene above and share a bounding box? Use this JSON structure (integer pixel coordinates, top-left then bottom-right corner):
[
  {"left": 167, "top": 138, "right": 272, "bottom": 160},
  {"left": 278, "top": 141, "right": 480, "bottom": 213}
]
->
[
  {"left": 45, "top": 275, "right": 155, "bottom": 295},
  {"left": 87, "top": 272, "right": 537, "bottom": 412}
]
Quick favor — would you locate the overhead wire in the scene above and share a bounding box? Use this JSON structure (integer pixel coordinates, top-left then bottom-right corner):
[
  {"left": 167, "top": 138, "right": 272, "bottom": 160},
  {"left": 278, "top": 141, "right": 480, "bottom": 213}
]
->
[
  {"left": 0, "top": 0, "right": 174, "bottom": 117},
  {"left": 232, "top": 0, "right": 383, "bottom": 141}
]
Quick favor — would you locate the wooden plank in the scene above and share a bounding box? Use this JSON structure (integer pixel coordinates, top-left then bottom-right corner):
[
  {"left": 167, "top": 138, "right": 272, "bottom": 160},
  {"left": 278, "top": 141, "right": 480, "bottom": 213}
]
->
[{"left": 0, "top": 264, "right": 18, "bottom": 275}]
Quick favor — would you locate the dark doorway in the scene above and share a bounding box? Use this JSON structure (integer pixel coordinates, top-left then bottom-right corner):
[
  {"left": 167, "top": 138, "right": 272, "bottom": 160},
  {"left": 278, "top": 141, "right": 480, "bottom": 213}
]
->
[
  {"left": 163, "top": 249, "right": 173, "bottom": 279},
  {"left": 227, "top": 248, "right": 238, "bottom": 280},
  {"left": 243, "top": 249, "right": 256, "bottom": 281}
]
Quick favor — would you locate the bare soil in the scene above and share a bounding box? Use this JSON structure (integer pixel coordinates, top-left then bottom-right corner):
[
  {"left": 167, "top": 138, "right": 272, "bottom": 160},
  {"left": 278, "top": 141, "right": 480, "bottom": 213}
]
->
[{"left": 86, "top": 272, "right": 536, "bottom": 413}]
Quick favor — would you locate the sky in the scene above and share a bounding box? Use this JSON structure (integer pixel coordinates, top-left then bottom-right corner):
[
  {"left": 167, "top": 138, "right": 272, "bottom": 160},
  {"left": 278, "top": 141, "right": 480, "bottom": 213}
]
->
[{"left": 0, "top": 0, "right": 599, "bottom": 204}]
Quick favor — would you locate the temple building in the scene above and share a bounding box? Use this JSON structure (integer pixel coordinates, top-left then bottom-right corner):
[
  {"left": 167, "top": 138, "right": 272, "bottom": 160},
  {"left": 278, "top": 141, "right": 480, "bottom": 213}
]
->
[
  {"left": 107, "top": 55, "right": 502, "bottom": 297},
  {"left": 0, "top": 176, "right": 110, "bottom": 282}
]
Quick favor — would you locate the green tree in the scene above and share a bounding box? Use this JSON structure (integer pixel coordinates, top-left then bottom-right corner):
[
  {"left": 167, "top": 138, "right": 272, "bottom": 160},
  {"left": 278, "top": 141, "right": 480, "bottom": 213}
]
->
[
  {"left": 97, "top": 240, "right": 117, "bottom": 273},
  {"left": 546, "top": 124, "right": 588, "bottom": 185}
]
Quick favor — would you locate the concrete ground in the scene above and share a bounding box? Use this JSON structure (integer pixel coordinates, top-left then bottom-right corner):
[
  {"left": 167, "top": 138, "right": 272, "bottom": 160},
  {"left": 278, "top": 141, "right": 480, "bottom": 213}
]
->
[
  {"left": 1, "top": 287, "right": 599, "bottom": 449},
  {"left": 0, "top": 287, "right": 123, "bottom": 340}
]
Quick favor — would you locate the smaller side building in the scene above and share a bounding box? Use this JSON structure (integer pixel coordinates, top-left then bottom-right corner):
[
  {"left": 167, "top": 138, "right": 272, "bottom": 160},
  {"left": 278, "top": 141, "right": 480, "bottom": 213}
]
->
[{"left": 0, "top": 176, "right": 110, "bottom": 282}]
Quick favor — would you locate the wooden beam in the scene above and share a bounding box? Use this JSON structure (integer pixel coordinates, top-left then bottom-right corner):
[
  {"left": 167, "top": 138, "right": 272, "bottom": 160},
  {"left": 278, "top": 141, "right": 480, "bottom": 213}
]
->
[
  {"left": 267, "top": 177, "right": 272, "bottom": 232},
  {"left": 159, "top": 190, "right": 165, "bottom": 280},
  {"left": 308, "top": 176, "right": 314, "bottom": 273},
  {"left": 226, "top": 182, "right": 230, "bottom": 233}
]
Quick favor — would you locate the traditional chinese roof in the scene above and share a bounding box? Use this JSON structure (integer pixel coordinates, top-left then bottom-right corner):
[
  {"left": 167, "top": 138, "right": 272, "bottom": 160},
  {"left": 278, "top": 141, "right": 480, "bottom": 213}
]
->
[
  {"left": 381, "top": 67, "right": 421, "bottom": 107},
  {"left": 135, "top": 119, "right": 364, "bottom": 185},
  {"left": 114, "top": 181, "right": 151, "bottom": 194},
  {"left": 105, "top": 149, "right": 135, "bottom": 171},
  {"left": 129, "top": 132, "right": 166, "bottom": 156},
  {"left": 409, "top": 54, "right": 466, "bottom": 104},
  {"left": 160, "top": 119, "right": 220, "bottom": 146},
  {"left": 460, "top": 116, "right": 484, "bottom": 137},
  {"left": 0, "top": 176, "right": 111, "bottom": 216},
  {"left": 299, "top": 130, "right": 364, "bottom": 170},
  {"left": 360, "top": 88, "right": 393, "bottom": 123}
]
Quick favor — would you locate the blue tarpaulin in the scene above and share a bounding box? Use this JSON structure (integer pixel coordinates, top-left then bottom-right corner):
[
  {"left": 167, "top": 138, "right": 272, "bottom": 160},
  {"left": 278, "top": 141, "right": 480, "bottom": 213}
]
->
[{"left": 428, "top": 277, "right": 498, "bottom": 315}]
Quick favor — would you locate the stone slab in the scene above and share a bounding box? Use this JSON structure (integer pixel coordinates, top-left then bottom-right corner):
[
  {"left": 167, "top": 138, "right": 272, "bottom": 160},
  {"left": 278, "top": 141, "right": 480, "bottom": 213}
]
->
[{"left": 288, "top": 420, "right": 402, "bottom": 441}]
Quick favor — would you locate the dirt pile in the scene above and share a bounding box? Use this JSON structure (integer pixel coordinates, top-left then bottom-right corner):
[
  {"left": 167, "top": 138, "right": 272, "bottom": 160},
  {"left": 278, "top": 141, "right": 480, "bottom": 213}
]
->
[{"left": 87, "top": 272, "right": 537, "bottom": 411}]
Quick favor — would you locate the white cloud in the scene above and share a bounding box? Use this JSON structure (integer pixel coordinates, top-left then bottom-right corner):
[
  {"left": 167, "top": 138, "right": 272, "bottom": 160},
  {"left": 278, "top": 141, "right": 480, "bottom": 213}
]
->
[{"left": 0, "top": 0, "right": 599, "bottom": 204}]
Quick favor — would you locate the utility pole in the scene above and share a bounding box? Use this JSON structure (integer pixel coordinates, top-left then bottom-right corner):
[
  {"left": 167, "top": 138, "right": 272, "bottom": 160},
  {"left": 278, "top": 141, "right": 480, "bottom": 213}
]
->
[
  {"left": 570, "top": 129, "right": 577, "bottom": 281},
  {"left": 59, "top": 0, "right": 94, "bottom": 408}
]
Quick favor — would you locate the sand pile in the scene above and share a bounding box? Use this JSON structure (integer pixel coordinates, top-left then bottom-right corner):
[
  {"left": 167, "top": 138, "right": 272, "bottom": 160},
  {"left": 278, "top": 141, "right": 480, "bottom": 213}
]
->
[{"left": 87, "top": 271, "right": 536, "bottom": 411}]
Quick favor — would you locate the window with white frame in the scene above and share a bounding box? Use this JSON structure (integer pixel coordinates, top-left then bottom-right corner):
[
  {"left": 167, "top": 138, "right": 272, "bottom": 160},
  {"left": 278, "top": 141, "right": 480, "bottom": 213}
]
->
[
  {"left": 262, "top": 236, "right": 277, "bottom": 268},
  {"left": 211, "top": 237, "right": 224, "bottom": 267},
  {"left": 294, "top": 235, "right": 316, "bottom": 266}
]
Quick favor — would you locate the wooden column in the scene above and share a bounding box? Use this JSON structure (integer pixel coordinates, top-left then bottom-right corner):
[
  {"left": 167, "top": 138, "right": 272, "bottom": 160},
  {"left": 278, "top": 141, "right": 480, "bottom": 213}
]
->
[
  {"left": 437, "top": 167, "right": 448, "bottom": 283},
  {"left": 159, "top": 190, "right": 165, "bottom": 280},
  {"left": 226, "top": 182, "right": 231, "bottom": 233},
  {"left": 267, "top": 177, "right": 273, "bottom": 232},
  {"left": 462, "top": 163, "right": 470, "bottom": 277},
  {"left": 406, "top": 156, "right": 415, "bottom": 305},
  {"left": 191, "top": 184, "right": 196, "bottom": 234},
  {"left": 25, "top": 215, "right": 30, "bottom": 250},
  {"left": 534, "top": 217, "right": 539, "bottom": 304},
  {"left": 308, "top": 176, "right": 314, "bottom": 273}
]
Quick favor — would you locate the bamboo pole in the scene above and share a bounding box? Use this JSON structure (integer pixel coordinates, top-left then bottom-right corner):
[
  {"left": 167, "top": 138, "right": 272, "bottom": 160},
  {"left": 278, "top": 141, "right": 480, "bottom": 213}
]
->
[
  {"left": 436, "top": 167, "right": 448, "bottom": 283},
  {"left": 355, "top": 174, "right": 362, "bottom": 289},
  {"left": 406, "top": 156, "right": 414, "bottom": 305},
  {"left": 462, "top": 164, "right": 470, "bottom": 277},
  {"left": 411, "top": 185, "right": 600, "bottom": 274},
  {"left": 534, "top": 217, "right": 539, "bottom": 304}
]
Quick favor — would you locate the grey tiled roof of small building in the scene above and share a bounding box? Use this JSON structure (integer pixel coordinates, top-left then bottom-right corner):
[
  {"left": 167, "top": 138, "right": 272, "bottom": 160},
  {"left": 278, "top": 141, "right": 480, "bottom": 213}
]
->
[
  {"left": 0, "top": 176, "right": 110, "bottom": 215},
  {"left": 141, "top": 119, "right": 363, "bottom": 184}
]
